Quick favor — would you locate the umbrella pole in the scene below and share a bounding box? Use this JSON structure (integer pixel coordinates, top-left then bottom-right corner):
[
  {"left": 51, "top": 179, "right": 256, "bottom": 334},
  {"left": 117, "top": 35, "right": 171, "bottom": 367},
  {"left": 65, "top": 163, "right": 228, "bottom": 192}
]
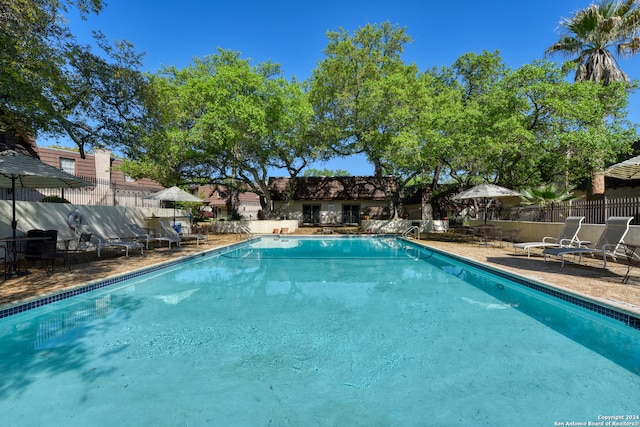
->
[
  {"left": 484, "top": 198, "right": 489, "bottom": 224},
  {"left": 11, "top": 176, "right": 18, "bottom": 275}
]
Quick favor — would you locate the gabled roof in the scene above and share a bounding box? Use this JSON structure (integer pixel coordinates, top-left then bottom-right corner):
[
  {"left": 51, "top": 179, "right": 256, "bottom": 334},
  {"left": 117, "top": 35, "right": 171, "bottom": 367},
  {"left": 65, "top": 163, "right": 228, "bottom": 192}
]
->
[
  {"left": 195, "top": 184, "right": 260, "bottom": 207},
  {"left": 268, "top": 176, "right": 394, "bottom": 201}
]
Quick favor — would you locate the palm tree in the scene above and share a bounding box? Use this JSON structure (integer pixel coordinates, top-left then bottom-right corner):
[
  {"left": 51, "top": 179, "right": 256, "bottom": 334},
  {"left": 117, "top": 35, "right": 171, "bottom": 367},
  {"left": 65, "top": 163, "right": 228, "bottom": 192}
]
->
[
  {"left": 546, "top": 1, "right": 640, "bottom": 196},
  {"left": 519, "top": 184, "right": 583, "bottom": 222},
  {"left": 545, "top": 0, "right": 640, "bottom": 85},
  {"left": 519, "top": 184, "right": 581, "bottom": 206}
]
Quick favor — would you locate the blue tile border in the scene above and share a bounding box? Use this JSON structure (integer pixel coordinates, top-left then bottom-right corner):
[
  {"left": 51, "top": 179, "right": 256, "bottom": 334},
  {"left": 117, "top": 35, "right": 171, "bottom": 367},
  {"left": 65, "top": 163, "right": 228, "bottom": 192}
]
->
[
  {"left": 403, "top": 239, "right": 640, "bottom": 330},
  {"left": 0, "top": 239, "right": 251, "bottom": 319}
]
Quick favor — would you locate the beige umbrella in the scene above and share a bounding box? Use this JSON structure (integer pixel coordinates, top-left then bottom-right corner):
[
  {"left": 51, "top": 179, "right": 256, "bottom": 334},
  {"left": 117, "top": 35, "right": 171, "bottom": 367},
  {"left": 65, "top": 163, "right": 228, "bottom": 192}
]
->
[
  {"left": 0, "top": 150, "right": 94, "bottom": 273},
  {"left": 452, "top": 183, "right": 522, "bottom": 223},
  {"left": 603, "top": 154, "right": 640, "bottom": 180},
  {"left": 147, "top": 186, "right": 202, "bottom": 224}
]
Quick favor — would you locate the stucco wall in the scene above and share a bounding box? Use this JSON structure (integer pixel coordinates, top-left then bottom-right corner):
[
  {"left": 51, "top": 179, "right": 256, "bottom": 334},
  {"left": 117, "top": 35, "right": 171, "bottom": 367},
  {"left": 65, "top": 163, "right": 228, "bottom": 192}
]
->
[
  {"left": 4, "top": 201, "right": 637, "bottom": 246},
  {"left": 0, "top": 200, "right": 299, "bottom": 239},
  {"left": 0, "top": 200, "right": 181, "bottom": 240},
  {"left": 209, "top": 220, "right": 299, "bottom": 235},
  {"left": 472, "top": 220, "right": 640, "bottom": 246}
]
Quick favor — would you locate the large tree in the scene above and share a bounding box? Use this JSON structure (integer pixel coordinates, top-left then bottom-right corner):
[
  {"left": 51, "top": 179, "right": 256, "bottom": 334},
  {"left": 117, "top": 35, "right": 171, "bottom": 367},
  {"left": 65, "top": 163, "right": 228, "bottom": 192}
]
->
[
  {"left": 439, "top": 51, "right": 635, "bottom": 192},
  {"left": 545, "top": 0, "right": 640, "bottom": 195},
  {"left": 545, "top": 0, "right": 640, "bottom": 85},
  {"left": 309, "top": 22, "right": 426, "bottom": 217},
  {"left": 119, "top": 49, "right": 316, "bottom": 216},
  {"left": 0, "top": 0, "right": 148, "bottom": 156}
]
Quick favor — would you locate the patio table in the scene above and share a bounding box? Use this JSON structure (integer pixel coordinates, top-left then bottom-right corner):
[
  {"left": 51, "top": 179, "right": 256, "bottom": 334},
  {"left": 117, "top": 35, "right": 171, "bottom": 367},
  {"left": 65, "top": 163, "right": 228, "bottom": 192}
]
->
[
  {"left": 0, "top": 235, "right": 48, "bottom": 278},
  {"left": 472, "top": 225, "right": 503, "bottom": 247}
]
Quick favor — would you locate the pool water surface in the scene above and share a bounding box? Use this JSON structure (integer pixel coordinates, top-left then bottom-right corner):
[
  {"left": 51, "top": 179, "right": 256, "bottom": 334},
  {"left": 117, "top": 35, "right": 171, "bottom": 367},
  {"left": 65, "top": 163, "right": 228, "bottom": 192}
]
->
[{"left": 0, "top": 236, "right": 639, "bottom": 426}]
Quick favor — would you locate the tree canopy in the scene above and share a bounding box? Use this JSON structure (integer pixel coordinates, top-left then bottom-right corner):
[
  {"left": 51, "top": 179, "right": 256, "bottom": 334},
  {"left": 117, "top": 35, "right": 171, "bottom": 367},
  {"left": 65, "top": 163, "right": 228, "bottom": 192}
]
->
[
  {"left": 118, "top": 26, "right": 637, "bottom": 218},
  {"left": 309, "top": 22, "right": 428, "bottom": 217},
  {"left": 4, "top": 2, "right": 638, "bottom": 218},
  {"left": 545, "top": 0, "right": 640, "bottom": 85},
  {"left": 0, "top": 0, "right": 148, "bottom": 156},
  {"left": 118, "top": 49, "right": 317, "bottom": 216}
]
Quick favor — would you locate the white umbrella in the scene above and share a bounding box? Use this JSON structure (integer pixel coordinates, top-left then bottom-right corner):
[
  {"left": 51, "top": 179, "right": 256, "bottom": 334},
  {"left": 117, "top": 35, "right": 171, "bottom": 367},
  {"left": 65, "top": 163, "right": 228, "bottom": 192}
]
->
[
  {"left": 147, "top": 186, "right": 202, "bottom": 223},
  {"left": 0, "top": 150, "right": 94, "bottom": 272},
  {"left": 603, "top": 154, "right": 640, "bottom": 180},
  {"left": 452, "top": 183, "right": 522, "bottom": 223}
]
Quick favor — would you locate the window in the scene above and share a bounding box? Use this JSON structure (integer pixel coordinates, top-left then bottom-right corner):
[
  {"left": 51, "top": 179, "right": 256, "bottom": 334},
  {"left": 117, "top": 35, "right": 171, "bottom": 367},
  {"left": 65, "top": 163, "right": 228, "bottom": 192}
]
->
[
  {"left": 342, "top": 204, "right": 361, "bottom": 224},
  {"left": 60, "top": 158, "right": 75, "bottom": 175},
  {"left": 302, "top": 204, "right": 321, "bottom": 224}
]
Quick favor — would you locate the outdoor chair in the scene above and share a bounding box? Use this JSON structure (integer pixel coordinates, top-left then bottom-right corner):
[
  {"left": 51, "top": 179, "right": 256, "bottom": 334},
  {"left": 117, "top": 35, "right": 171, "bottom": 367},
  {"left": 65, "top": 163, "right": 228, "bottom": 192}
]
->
[
  {"left": 125, "top": 223, "right": 165, "bottom": 249},
  {"left": 75, "top": 225, "right": 144, "bottom": 257},
  {"left": 159, "top": 221, "right": 206, "bottom": 246},
  {"left": 542, "top": 216, "right": 633, "bottom": 268},
  {"left": 450, "top": 226, "right": 475, "bottom": 243},
  {"left": 514, "top": 216, "right": 585, "bottom": 258},
  {"left": 71, "top": 231, "right": 95, "bottom": 264},
  {"left": 25, "top": 229, "right": 66, "bottom": 276},
  {"left": 0, "top": 242, "right": 6, "bottom": 278}
]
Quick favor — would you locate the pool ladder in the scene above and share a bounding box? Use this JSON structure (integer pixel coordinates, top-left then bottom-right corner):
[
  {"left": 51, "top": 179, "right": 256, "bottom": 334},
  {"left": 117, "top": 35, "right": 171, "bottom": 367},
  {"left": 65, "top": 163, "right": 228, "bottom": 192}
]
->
[
  {"left": 236, "top": 225, "right": 253, "bottom": 240},
  {"left": 401, "top": 225, "right": 420, "bottom": 239}
]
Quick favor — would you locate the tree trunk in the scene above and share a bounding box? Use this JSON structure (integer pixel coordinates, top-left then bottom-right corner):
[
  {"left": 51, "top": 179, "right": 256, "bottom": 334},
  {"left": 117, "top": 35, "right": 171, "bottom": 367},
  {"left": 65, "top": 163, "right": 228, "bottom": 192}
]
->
[{"left": 591, "top": 171, "right": 605, "bottom": 196}]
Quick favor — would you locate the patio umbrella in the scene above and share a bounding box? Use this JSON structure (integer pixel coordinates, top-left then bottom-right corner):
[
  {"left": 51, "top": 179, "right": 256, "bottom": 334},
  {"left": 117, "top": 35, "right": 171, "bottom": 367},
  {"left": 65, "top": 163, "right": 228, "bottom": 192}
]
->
[
  {"left": 0, "top": 150, "right": 94, "bottom": 272},
  {"left": 147, "top": 186, "right": 202, "bottom": 224},
  {"left": 452, "top": 183, "right": 522, "bottom": 223},
  {"left": 603, "top": 154, "right": 640, "bottom": 180}
]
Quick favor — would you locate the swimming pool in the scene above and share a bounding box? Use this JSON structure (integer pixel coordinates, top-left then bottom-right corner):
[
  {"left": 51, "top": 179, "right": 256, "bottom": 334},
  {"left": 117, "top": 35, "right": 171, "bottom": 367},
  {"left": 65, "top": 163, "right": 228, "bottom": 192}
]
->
[{"left": 1, "top": 235, "right": 639, "bottom": 425}]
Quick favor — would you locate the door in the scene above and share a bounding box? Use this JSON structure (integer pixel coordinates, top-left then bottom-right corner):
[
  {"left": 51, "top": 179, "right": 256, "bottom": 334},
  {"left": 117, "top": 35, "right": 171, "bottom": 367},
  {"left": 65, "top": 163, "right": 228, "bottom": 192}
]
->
[
  {"left": 302, "top": 204, "right": 321, "bottom": 224},
  {"left": 342, "top": 204, "right": 360, "bottom": 224}
]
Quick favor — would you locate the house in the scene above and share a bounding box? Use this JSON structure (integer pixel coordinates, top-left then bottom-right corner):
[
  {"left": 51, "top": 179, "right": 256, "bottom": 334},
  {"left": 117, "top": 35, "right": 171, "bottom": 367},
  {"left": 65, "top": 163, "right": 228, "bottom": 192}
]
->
[
  {"left": 269, "top": 176, "right": 403, "bottom": 225},
  {"left": 36, "top": 147, "right": 164, "bottom": 192},
  {"left": 196, "top": 184, "right": 262, "bottom": 220},
  {"left": 34, "top": 147, "right": 165, "bottom": 206}
]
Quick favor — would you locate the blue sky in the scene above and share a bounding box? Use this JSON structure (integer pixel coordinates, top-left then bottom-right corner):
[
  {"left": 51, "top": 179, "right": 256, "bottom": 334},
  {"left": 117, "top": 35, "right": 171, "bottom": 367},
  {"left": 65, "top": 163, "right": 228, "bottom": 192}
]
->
[{"left": 60, "top": 0, "right": 640, "bottom": 175}]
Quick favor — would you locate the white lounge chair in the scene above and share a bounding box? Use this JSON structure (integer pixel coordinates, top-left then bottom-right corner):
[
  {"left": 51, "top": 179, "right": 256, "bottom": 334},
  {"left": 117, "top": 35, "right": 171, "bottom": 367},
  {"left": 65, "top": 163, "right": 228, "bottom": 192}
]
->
[
  {"left": 542, "top": 216, "right": 633, "bottom": 268},
  {"left": 125, "top": 223, "right": 170, "bottom": 249},
  {"left": 159, "top": 221, "right": 206, "bottom": 246},
  {"left": 514, "top": 216, "right": 585, "bottom": 258},
  {"left": 75, "top": 225, "right": 144, "bottom": 257}
]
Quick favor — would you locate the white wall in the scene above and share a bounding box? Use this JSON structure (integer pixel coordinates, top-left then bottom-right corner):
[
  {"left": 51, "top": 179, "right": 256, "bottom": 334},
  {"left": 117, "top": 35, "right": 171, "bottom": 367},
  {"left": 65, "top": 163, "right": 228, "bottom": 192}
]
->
[
  {"left": 4, "top": 201, "right": 637, "bottom": 245},
  {"left": 0, "top": 200, "right": 179, "bottom": 240},
  {"left": 0, "top": 200, "right": 299, "bottom": 239},
  {"left": 210, "top": 220, "right": 299, "bottom": 234},
  {"left": 472, "top": 220, "right": 640, "bottom": 245}
]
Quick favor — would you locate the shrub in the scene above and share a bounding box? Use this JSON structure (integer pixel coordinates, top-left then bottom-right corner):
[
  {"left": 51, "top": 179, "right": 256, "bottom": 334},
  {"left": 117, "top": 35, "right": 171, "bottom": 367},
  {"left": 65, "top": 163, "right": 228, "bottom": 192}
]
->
[{"left": 40, "top": 195, "right": 70, "bottom": 203}]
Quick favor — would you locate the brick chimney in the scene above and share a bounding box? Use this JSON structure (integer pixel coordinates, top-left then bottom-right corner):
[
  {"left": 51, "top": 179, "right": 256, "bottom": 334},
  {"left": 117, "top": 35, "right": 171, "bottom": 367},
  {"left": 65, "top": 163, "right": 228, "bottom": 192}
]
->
[{"left": 93, "top": 148, "right": 112, "bottom": 182}]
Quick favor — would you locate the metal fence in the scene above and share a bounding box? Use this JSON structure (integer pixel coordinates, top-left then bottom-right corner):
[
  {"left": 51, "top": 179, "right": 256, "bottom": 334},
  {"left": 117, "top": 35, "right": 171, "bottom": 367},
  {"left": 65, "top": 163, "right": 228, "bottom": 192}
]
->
[
  {"left": 5, "top": 178, "right": 640, "bottom": 225},
  {"left": 0, "top": 175, "right": 161, "bottom": 208},
  {"left": 496, "top": 197, "right": 640, "bottom": 225}
]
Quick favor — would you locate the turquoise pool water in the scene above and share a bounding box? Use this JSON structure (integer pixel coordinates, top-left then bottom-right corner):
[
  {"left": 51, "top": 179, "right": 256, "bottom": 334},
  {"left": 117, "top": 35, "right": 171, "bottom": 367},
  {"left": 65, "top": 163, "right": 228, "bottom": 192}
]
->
[{"left": 1, "top": 236, "right": 639, "bottom": 426}]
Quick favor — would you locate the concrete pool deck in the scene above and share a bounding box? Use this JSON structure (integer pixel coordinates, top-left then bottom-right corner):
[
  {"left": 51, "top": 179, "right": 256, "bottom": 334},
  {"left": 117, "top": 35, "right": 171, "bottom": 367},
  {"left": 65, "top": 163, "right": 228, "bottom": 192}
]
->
[{"left": 1, "top": 232, "right": 639, "bottom": 316}]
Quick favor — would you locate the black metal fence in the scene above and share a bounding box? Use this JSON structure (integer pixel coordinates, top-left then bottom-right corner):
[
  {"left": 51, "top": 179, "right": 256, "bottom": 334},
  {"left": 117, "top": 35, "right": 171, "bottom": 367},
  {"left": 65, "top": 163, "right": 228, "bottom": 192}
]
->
[
  {"left": 495, "top": 197, "right": 640, "bottom": 225},
  {"left": 0, "top": 175, "right": 160, "bottom": 207},
  {"left": 5, "top": 178, "right": 640, "bottom": 225}
]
